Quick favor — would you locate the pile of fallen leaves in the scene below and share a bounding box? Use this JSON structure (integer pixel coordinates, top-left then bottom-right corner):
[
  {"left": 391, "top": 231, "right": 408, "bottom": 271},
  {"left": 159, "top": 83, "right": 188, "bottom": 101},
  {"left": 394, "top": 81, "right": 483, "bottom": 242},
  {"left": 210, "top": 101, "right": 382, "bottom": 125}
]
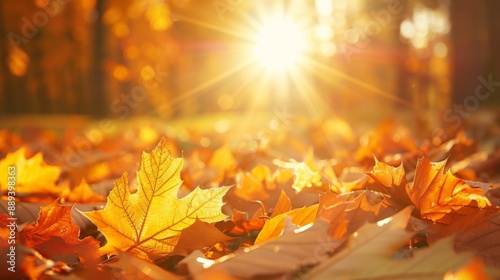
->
[{"left": 1, "top": 116, "right": 500, "bottom": 279}]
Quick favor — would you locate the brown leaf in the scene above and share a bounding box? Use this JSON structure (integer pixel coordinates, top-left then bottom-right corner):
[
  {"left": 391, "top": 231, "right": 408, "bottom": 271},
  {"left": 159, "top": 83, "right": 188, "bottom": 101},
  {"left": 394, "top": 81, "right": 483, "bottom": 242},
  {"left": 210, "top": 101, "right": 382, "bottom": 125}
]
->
[
  {"left": 103, "top": 251, "right": 183, "bottom": 280},
  {"left": 182, "top": 219, "right": 344, "bottom": 279},
  {"left": 172, "top": 219, "right": 234, "bottom": 256},
  {"left": 307, "top": 207, "right": 414, "bottom": 279},
  {"left": 428, "top": 211, "right": 500, "bottom": 267}
]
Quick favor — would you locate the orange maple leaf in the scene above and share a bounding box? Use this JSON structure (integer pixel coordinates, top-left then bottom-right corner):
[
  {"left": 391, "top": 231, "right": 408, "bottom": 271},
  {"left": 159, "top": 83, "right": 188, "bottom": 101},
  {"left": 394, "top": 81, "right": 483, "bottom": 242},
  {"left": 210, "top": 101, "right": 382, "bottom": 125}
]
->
[
  {"left": 407, "top": 157, "right": 496, "bottom": 224},
  {"left": 16, "top": 201, "right": 99, "bottom": 265},
  {"left": 254, "top": 203, "right": 318, "bottom": 244},
  {"left": 82, "top": 137, "right": 231, "bottom": 261},
  {"left": 367, "top": 157, "right": 412, "bottom": 206}
]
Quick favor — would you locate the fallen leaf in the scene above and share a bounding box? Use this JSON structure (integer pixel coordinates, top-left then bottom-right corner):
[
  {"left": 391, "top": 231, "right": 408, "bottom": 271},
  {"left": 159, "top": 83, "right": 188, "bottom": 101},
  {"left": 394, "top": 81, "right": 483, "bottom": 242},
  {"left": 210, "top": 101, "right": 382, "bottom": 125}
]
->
[
  {"left": 82, "top": 137, "right": 231, "bottom": 261},
  {"left": 306, "top": 206, "right": 414, "bottom": 279},
  {"left": 172, "top": 219, "right": 234, "bottom": 256},
  {"left": 254, "top": 204, "right": 318, "bottom": 245},
  {"left": 407, "top": 157, "right": 496, "bottom": 224},
  {"left": 428, "top": 211, "right": 500, "bottom": 267},
  {"left": 182, "top": 219, "right": 344, "bottom": 279},
  {"left": 270, "top": 190, "right": 292, "bottom": 218},
  {"left": 103, "top": 251, "right": 183, "bottom": 280},
  {"left": 234, "top": 164, "right": 273, "bottom": 201},
  {"left": 367, "top": 157, "right": 412, "bottom": 205},
  {"left": 208, "top": 145, "right": 237, "bottom": 182},
  {"left": 0, "top": 147, "right": 62, "bottom": 200},
  {"left": 62, "top": 180, "right": 106, "bottom": 204},
  {"left": 19, "top": 201, "right": 100, "bottom": 265},
  {"left": 352, "top": 237, "right": 474, "bottom": 280}
]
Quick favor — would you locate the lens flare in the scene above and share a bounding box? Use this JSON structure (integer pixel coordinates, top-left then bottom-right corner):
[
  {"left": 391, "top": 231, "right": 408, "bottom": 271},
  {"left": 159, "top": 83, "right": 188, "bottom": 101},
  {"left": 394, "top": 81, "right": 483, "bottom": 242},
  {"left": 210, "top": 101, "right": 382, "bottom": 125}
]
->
[{"left": 252, "top": 16, "right": 307, "bottom": 72}]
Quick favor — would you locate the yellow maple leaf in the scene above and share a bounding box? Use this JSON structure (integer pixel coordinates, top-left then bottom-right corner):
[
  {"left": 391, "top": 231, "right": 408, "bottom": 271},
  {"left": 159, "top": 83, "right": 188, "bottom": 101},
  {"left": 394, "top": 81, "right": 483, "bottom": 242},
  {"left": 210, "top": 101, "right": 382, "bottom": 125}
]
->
[
  {"left": 82, "top": 137, "right": 231, "bottom": 261},
  {"left": 0, "top": 147, "right": 61, "bottom": 197}
]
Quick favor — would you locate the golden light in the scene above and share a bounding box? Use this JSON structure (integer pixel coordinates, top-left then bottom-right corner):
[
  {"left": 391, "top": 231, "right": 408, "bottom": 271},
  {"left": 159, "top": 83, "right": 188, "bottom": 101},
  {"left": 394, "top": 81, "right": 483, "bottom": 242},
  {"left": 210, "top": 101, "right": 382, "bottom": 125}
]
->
[{"left": 252, "top": 16, "right": 308, "bottom": 72}]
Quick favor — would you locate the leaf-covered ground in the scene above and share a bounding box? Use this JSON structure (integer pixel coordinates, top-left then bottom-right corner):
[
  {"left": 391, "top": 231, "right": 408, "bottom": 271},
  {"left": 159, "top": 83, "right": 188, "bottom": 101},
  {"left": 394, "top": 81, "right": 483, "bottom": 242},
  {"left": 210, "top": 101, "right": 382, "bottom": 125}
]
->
[{"left": 1, "top": 114, "right": 500, "bottom": 279}]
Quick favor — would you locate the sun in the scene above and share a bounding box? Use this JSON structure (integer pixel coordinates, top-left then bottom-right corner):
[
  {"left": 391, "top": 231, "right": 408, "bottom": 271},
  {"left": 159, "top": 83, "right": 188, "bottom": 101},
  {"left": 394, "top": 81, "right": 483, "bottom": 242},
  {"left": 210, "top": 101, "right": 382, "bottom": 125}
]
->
[{"left": 252, "top": 16, "right": 308, "bottom": 72}]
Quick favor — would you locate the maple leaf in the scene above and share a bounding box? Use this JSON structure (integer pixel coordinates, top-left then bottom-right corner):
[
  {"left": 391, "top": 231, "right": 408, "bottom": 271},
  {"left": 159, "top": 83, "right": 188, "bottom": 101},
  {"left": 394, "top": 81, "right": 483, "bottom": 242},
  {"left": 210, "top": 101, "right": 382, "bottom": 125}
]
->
[
  {"left": 224, "top": 191, "right": 291, "bottom": 235},
  {"left": 428, "top": 211, "right": 500, "bottom": 267},
  {"left": 254, "top": 204, "right": 318, "bottom": 245},
  {"left": 307, "top": 206, "right": 414, "bottom": 279},
  {"left": 325, "top": 236, "right": 475, "bottom": 279},
  {"left": 0, "top": 147, "right": 61, "bottom": 199},
  {"left": 82, "top": 137, "right": 231, "bottom": 261},
  {"left": 16, "top": 201, "right": 99, "bottom": 265},
  {"left": 407, "top": 157, "right": 496, "bottom": 224},
  {"left": 182, "top": 219, "right": 344, "bottom": 279},
  {"left": 367, "top": 157, "right": 412, "bottom": 205}
]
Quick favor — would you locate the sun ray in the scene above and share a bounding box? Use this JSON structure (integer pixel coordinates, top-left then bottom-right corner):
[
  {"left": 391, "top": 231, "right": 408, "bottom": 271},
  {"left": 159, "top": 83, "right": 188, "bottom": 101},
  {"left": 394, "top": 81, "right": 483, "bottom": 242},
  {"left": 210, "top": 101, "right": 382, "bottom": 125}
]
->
[
  {"left": 173, "top": 59, "right": 252, "bottom": 105},
  {"left": 303, "top": 56, "right": 415, "bottom": 109}
]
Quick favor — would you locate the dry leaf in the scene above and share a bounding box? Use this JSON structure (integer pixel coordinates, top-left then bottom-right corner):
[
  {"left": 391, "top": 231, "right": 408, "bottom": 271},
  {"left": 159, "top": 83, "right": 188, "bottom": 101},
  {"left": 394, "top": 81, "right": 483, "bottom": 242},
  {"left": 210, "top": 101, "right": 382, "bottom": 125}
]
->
[
  {"left": 0, "top": 147, "right": 61, "bottom": 200},
  {"left": 18, "top": 201, "right": 99, "bottom": 265},
  {"left": 234, "top": 164, "right": 273, "bottom": 201},
  {"left": 428, "top": 211, "right": 500, "bottom": 267},
  {"left": 103, "top": 251, "right": 183, "bottom": 280},
  {"left": 183, "top": 219, "right": 344, "bottom": 279},
  {"left": 307, "top": 207, "right": 414, "bottom": 278},
  {"left": 254, "top": 204, "right": 318, "bottom": 245},
  {"left": 172, "top": 219, "right": 233, "bottom": 256},
  {"left": 62, "top": 180, "right": 106, "bottom": 204},
  {"left": 407, "top": 157, "right": 496, "bottom": 224},
  {"left": 82, "top": 137, "right": 231, "bottom": 261},
  {"left": 367, "top": 157, "right": 412, "bottom": 205}
]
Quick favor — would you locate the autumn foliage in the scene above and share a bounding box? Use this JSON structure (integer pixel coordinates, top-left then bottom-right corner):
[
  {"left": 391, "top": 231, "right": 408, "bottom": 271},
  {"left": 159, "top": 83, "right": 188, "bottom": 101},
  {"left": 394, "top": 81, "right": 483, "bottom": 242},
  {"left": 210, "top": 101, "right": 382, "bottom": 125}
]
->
[{"left": 1, "top": 118, "right": 500, "bottom": 279}]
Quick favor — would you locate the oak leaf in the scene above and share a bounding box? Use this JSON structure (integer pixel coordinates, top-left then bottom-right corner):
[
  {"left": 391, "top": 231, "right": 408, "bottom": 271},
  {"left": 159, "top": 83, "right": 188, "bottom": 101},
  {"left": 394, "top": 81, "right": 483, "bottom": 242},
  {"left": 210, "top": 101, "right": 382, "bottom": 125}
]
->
[{"left": 82, "top": 138, "right": 231, "bottom": 261}]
